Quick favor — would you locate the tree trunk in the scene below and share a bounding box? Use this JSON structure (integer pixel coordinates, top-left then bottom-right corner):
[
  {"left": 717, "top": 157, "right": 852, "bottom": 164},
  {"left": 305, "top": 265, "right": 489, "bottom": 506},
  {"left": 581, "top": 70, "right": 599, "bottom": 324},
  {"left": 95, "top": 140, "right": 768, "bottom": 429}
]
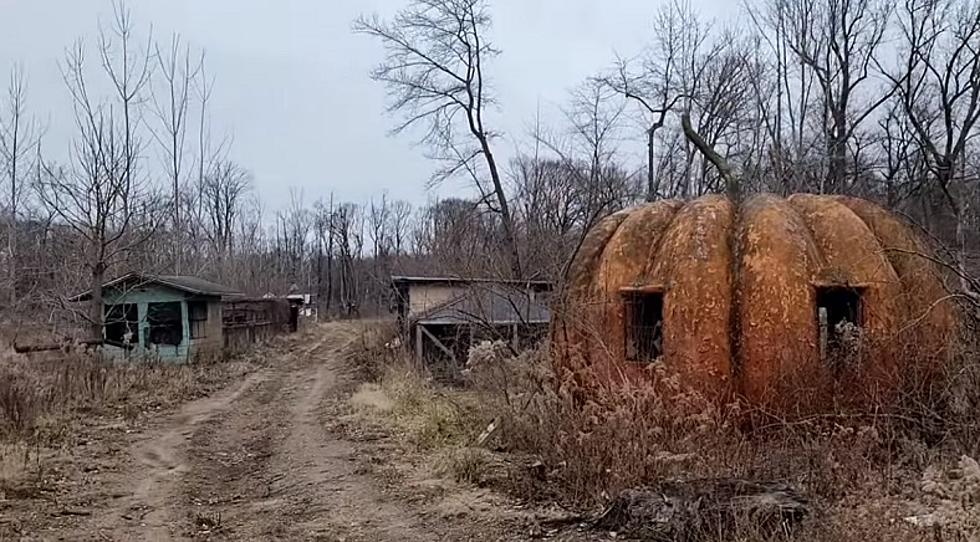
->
[
  {"left": 326, "top": 199, "right": 334, "bottom": 315},
  {"left": 173, "top": 175, "right": 181, "bottom": 274},
  {"left": 89, "top": 262, "right": 105, "bottom": 341},
  {"left": 6, "top": 219, "right": 15, "bottom": 310},
  {"left": 480, "top": 137, "right": 522, "bottom": 279},
  {"left": 316, "top": 234, "right": 324, "bottom": 318},
  {"left": 827, "top": 133, "right": 847, "bottom": 194},
  {"left": 646, "top": 126, "right": 656, "bottom": 202}
]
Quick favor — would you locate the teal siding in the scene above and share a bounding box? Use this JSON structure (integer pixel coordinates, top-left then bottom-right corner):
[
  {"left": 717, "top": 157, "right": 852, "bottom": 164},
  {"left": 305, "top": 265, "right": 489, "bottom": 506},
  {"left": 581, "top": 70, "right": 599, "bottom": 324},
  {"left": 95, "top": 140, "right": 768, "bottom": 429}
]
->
[{"left": 102, "top": 283, "right": 222, "bottom": 362}]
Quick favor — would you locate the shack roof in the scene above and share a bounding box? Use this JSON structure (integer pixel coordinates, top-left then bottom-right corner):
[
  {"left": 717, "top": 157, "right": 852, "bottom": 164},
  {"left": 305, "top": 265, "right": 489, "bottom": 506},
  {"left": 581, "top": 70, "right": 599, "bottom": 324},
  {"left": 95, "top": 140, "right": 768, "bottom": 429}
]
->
[
  {"left": 391, "top": 275, "right": 552, "bottom": 289},
  {"left": 69, "top": 273, "right": 244, "bottom": 302},
  {"left": 414, "top": 284, "right": 551, "bottom": 325}
]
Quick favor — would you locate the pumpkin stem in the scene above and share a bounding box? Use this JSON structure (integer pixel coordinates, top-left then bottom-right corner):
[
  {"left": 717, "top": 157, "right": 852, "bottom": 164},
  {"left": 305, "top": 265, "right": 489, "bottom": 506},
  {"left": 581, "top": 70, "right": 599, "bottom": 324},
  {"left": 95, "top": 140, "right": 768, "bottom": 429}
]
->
[{"left": 681, "top": 112, "right": 739, "bottom": 202}]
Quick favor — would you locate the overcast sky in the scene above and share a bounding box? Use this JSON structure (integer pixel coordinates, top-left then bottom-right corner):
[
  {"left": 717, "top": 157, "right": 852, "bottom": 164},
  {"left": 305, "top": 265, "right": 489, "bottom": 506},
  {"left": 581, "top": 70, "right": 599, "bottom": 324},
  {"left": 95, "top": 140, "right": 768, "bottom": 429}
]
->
[{"left": 0, "top": 0, "right": 737, "bottom": 212}]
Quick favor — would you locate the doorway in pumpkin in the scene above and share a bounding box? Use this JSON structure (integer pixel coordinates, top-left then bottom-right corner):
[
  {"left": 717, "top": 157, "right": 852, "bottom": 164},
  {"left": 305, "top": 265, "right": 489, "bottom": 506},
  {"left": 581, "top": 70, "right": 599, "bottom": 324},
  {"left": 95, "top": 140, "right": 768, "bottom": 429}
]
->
[
  {"left": 816, "top": 286, "right": 863, "bottom": 369},
  {"left": 622, "top": 290, "right": 664, "bottom": 363}
]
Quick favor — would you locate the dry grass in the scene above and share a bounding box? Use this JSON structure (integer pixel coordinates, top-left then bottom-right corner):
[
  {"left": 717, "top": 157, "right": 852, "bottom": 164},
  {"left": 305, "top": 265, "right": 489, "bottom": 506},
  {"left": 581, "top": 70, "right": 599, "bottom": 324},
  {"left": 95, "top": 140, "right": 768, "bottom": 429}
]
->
[
  {"left": 369, "top": 363, "right": 481, "bottom": 450},
  {"left": 434, "top": 446, "right": 497, "bottom": 485},
  {"left": 0, "top": 345, "right": 258, "bottom": 500},
  {"left": 343, "top": 330, "right": 505, "bottom": 486},
  {"left": 0, "top": 351, "right": 252, "bottom": 442},
  {"left": 336, "top": 320, "right": 980, "bottom": 540},
  {"left": 0, "top": 352, "right": 255, "bottom": 510}
]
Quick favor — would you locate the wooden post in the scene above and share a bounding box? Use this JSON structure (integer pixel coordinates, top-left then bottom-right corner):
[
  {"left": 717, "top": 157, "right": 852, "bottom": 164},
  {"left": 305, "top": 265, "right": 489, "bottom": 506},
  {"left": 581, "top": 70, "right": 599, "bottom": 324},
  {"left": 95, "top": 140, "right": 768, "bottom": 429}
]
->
[
  {"left": 511, "top": 323, "right": 518, "bottom": 351},
  {"left": 415, "top": 323, "right": 424, "bottom": 367}
]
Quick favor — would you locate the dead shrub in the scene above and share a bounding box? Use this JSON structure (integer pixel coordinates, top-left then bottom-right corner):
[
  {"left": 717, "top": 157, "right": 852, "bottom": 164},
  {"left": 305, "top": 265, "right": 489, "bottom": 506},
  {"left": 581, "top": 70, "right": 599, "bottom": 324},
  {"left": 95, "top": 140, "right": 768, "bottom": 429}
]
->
[
  {"left": 464, "top": 334, "right": 980, "bottom": 522},
  {"left": 439, "top": 446, "right": 496, "bottom": 485},
  {"left": 465, "top": 343, "right": 741, "bottom": 502},
  {"left": 910, "top": 339, "right": 980, "bottom": 455},
  {"left": 345, "top": 320, "right": 400, "bottom": 381},
  {"left": 0, "top": 370, "right": 43, "bottom": 436}
]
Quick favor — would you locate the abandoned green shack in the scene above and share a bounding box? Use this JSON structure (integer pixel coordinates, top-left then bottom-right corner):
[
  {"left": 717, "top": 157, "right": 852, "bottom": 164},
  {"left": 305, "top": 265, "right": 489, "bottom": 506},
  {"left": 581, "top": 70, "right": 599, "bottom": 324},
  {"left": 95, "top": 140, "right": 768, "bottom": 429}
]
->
[{"left": 70, "top": 273, "right": 243, "bottom": 362}]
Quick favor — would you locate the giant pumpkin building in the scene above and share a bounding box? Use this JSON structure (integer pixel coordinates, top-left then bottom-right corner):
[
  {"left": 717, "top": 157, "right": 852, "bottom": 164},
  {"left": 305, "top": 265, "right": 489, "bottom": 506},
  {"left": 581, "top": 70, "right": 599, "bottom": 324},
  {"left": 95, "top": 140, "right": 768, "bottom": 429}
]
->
[{"left": 555, "top": 193, "right": 958, "bottom": 415}]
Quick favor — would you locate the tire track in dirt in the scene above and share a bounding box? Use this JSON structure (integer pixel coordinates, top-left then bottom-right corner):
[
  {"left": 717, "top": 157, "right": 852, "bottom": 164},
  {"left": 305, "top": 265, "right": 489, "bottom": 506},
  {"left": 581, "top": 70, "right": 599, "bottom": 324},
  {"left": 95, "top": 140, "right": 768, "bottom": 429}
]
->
[
  {"left": 267, "top": 332, "right": 434, "bottom": 541},
  {"left": 172, "top": 325, "right": 438, "bottom": 541},
  {"left": 63, "top": 322, "right": 517, "bottom": 541},
  {"left": 90, "top": 368, "right": 270, "bottom": 540}
]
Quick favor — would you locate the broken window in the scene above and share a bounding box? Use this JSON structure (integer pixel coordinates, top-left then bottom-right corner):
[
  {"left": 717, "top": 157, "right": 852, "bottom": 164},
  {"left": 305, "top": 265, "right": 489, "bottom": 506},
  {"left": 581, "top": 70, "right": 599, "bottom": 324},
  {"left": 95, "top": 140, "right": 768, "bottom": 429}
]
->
[
  {"left": 188, "top": 301, "right": 209, "bottom": 339},
  {"left": 147, "top": 302, "right": 183, "bottom": 346},
  {"left": 623, "top": 291, "right": 665, "bottom": 363},
  {"left": 816, "top": 286, "right": 863, "bottom": 368},
  {"left": 104, "top": 303, "right": 138, "bottom": 347}
]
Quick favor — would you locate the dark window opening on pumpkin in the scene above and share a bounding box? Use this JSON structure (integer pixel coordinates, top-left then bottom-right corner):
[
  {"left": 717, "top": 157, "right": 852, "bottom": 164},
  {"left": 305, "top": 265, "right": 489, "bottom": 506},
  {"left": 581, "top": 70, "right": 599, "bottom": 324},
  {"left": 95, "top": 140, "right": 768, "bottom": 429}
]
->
[
  {"left": 147, "top": 302, "right": 183, "bottom": 346},
  {"left": 816, "top": 287, "right": 863, "bottom": 366},
  {"left": 104, "top": 303, "right": 138, "bottom": 347},
  {"left": 624, "top": 292, "right": 664, "bottom": 363}
]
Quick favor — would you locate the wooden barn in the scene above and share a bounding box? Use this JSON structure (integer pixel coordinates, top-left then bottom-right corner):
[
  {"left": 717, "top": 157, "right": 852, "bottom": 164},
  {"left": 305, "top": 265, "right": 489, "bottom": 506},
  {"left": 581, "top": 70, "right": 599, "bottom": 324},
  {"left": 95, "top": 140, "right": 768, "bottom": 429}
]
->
[{"left": 70, "top": 273, "right": 243, "bottom": 362}]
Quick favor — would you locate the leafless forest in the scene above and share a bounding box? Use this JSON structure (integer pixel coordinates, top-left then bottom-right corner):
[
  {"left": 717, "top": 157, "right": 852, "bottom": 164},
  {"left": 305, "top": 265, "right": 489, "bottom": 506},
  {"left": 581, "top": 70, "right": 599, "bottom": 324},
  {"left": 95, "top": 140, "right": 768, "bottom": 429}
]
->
[{"left": 2, "top": 0, "right": 980, "bottom": 332}]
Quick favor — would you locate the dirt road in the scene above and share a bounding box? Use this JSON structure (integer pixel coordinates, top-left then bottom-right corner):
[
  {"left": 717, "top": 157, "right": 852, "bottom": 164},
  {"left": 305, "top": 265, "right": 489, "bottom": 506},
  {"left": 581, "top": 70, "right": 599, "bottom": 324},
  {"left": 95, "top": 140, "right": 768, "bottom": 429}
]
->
[{"left": 32, "top": 323, "right": 556, "bottom": 541}]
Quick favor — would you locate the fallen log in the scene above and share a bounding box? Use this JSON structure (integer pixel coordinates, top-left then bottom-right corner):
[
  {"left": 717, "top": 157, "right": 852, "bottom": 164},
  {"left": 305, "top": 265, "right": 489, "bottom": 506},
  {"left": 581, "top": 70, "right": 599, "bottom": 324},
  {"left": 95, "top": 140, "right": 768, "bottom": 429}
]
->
[
  {"left": 13, "top": 339, "right": 103, "bottom": 354},
  {"left": 593, "top": 479, "right": 809, "bottom": 540}
]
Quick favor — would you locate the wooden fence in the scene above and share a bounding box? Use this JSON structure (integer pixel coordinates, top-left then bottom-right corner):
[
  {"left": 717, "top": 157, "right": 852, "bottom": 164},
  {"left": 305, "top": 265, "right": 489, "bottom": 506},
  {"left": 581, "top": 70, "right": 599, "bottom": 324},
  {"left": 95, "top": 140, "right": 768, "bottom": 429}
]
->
[{"left": 222, "top": 298, "right": 294, "bottom": 350}]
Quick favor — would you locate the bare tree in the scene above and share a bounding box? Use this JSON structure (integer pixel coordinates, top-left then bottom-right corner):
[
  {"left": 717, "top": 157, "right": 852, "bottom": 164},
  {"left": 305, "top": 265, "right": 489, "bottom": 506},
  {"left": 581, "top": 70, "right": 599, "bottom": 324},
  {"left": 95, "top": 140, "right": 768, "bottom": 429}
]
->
[
  {"left": 313, "top": 195, "right": 335, "bottom": 315},
  {"left": 368, "top": 193, "right": 393, "bottom": 310},
  {"left": 412, "top": 197, "right": 501, "bottom": 276},
  {"left": 885, "top": 0, "right": 980, "bottom": 296},
  {"left": 516, "top": 80, "right": 638, "bottom": 276},
  {"left": 772, "top": 0, "right": 893, "bottom": 193},
  {"left": 390, "top": 199, "right": 413, "bottom": 258},
  {"left": 355, "top": 0, "right": 522, "bottom": 278},
  {"left": 0, "top": 65, "right": 41, "bottom": 309},
  {"left": 199, "top": 158, "right": 251, "bottom": 261},
  {"left": 275, "top": 190, "right": 311, "bottom": 291},
  {"left": 192, "top": 52, "right": 222, "bottom": 195},
  {"left": 745, "top": 0, "right": 822, "bottom": 192},
  {"left": 874, "top": 97, "right": 928, "bottom": 206},
  {"left": 150, "top": 33, "right": 200, "bottom": 272},
  {"left": 231, "top": 195, "right": 265, "bottom": 290},
  {"left": 369, "top": 192, "right": 391, "bottom": 265},
  {"left": 604, "top": 0, "right": 719, "bottom": 200},
  {"left": 36, "top": 4, "right": 161, "bottom": 340},
  {"left": 98, "top": 1, "right": 153, "bottom": 203},
  {"left": 332, "top": 202, "right": 363, "bottom": 317},
  {"left": 683, "top": 42, "right": 757, "bottom": 196}
]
